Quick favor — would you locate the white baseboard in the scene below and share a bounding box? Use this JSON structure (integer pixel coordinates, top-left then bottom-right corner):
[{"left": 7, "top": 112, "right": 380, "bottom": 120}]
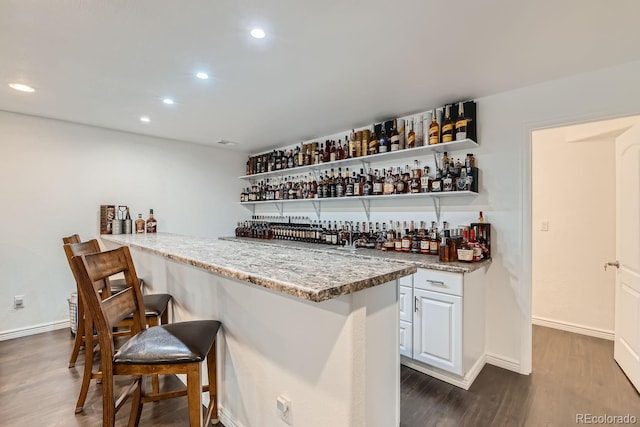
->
[
  {"left": 218, "top": 405, "right": 244, "bottom": 427},
  {"left": 400, "top": 355, "right": 486, "bottom": 390},
  {"left": 532, "top": 316, "right": 614, "bottom": 341},
  {"left": 485, "top": 352, "right": 521, "bottom": 373},
  {"left": 0, "top": 319, "right": 70, "bottom": 342}
]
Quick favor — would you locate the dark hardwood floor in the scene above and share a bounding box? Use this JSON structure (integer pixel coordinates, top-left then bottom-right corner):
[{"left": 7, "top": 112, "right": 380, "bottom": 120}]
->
[
  {"left": 401, "top": 326, "right": 640, "bottom": 427},
  {"left": 1, "top": 325, "right": 638, "bottom": 426}
]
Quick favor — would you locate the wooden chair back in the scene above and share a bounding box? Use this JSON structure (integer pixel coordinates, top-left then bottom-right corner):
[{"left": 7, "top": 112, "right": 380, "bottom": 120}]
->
[
  {"left": 62, "top": 234, "right": 81, "bottom": 244},
  {"left": 64, "top": 240, "right": 112, "bottom": 297},
  {"left": 71, "top": 246, "right": 147, "bottom": 363}
]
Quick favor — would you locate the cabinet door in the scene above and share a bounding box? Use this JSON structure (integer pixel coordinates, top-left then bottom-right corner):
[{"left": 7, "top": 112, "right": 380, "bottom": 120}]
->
[
  {"left": 399, "top": 285, "right": 413, "bottom": 322},
  {"left": 400, "top": 320, "right": 413, "bottom": 358},
  {"left": 413, "top": 288, "right": 462, "bottom": 375}
]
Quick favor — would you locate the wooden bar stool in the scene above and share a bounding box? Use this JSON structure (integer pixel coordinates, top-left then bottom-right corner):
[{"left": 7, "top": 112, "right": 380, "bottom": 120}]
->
[
  {"left": 63, "top": 237, "right": 172, "bottom": 413},
  {"left": 72, "top": 246, "right": 220, "bottom": 426}
]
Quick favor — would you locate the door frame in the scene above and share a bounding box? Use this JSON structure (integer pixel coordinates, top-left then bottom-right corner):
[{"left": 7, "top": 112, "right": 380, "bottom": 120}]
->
[{"left": 523, "top": 111, "right": 639, "bottom": 374}]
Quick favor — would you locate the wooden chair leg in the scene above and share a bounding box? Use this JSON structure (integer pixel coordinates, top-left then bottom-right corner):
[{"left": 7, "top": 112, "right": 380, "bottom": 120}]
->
[
  {"left": 102, "top": 365, "right": 116, "bottom": 427},
  {"left": 186, "top": 364, "right": 203, "bottom": 427},
  {"left": 127, "top": 376, "right": 143, "bottom": 427},
  {"left": 69, "top": 295, "right": 86, "bottom": 368},
  {"left": 75, "top": 315, "right": 95, "bottom": 413},
  {"left": 205, "top": 341, "right": 218, "bottom": 425},
  {"left": 151, "top": 373, "right": 160, "bottom": 395}
]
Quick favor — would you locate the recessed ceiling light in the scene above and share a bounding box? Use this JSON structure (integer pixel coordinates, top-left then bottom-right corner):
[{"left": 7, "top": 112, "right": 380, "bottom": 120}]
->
[
  {"left": 9, "top": 83, "right": 35, "bottom": 93},
  {"left": 140, "top": 116, "right": 151, "bottom": 123},
  {"left": 216, "top": 140, "right": 238, "bottom": 146},
  {"left": 196, "top": 72, "right": 209, "bottom": 80},
  {"left": 162, "top": 98, "right": 175, "bottom": 105},
  {"left": 250, "top": 28, "right": 266, "bottom": 39}
]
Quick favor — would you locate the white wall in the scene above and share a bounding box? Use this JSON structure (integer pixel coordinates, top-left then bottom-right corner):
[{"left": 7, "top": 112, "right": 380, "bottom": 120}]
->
[
  {"left": 532, "top": 123, "right": 621, "bottom": 336},
  {"left": 0, "top": 111, "right": 248, "bottom": 337}
]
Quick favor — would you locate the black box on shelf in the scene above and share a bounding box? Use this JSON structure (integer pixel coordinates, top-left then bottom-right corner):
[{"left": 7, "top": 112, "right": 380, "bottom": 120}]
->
[{"left": 449, "top": 100, "right": 477, "bottom": 143}]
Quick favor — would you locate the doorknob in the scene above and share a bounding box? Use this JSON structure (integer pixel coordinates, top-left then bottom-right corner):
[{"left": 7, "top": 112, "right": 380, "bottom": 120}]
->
[{"left": 604, "top": 261, "right": 620, "bottom": 271}]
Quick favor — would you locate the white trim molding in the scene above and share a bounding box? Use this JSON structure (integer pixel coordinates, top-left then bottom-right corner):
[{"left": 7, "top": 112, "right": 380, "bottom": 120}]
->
[
  {"left": 401, "top": 355, "right": 486, "bottom": 391},
  {"left": 0, "top": 319, "right": 69, "bottom": 342},
  {"left": 532, "top": 316, "right": 614, "bottom": 341},
  {"left": 485, "top": 352, "right": 522, "bottom": 374}
]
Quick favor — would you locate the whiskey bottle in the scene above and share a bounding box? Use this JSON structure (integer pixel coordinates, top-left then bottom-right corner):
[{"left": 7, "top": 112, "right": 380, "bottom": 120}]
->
[
  {"left": 368, "top": 127, "right": 378, "bottom": 155},
  {"left": 457, "top": 228, "right": 474, "bottom": 262},
  {"left": 336, "top": 167, "right": 345, "bottom": 197},
  {"left": 135, "top": 214, "right": 145, "bottom": 234},
  {"left": 420, "top": 222, "right": 430, "bottom": 254},
  {"left": 383, "top": 169, "right": 395, "bottom": 195},
  {"left": 407, "top": 120, "right": 416, "bottom": 149},
  {"left": 345, "top": 168, "right": 354, "bottom": 196},
  {"left": 146, "top": 209, "right": 157, "bottom": 233},
  {"left": 363, "top": 173, "right": 372, "bottom": 196},
  {"left": 401, "top": 222, "right": 412, "bottom": 252},
  {"left": 429, "top": 222, "right": 440, "bottom": 255},
  {"left": 390, "top": 120, "right": 400, "bottom": 152},
  {"left": 421, "top": 166, "right": 431, "bottom": 193},
  {"left": 378, "top": 125, "right": 389, "bottom": 153},
  {"left": 415, "top": 115, "right": 424, "bottom": 147},
  {"left": 431, "top": 168, "right": 442, "bottom": 192},
  {"left": 428, "top": 109, "right": 440, "bottom": 145},
  {"left": 455, "top": 102, "right": 467, "bottom": 141},
  {"left": 338, "top": 139, "right": 346, "bottom": 160},
  {"left": 349, "top": 129, "right": 358, "bottom": 158},
  {"left": 410, "top": 161, "right": 421, "bottom": 193},
  {"left": 329, "top": 169, "right": 337, "bottom": 198},
  {"left": 372, "top": 169, "right": 383, "bottom": 195},
  {"left": 330, "top": 141, "right": 337, "bottom": 162},
  {"left": 442, "top": 105, "right": 453, "bottom": 143},
  {"left": 394, "top": 227, "right": 403, "bottom": 252},
  {"left": 439, "top": 230, "right": 450, "bottom": 262}
]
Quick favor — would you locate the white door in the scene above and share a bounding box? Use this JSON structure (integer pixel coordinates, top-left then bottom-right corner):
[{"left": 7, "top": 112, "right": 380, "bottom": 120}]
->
[
  {"left": 413, "top": 288, "right": 462, "bottom": 374},
  {"left": 614, "top": 124, "right": 640, "bottom": 392}
]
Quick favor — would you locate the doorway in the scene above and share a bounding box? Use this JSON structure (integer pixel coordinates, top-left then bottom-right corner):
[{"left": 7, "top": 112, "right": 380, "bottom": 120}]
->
[{"left": 530, "top": 115, "right": 640, "bottom": 359}]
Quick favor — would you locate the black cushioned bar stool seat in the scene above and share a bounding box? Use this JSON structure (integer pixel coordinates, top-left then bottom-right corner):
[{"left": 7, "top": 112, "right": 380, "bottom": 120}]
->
[{"left": 115, "top": 320, "right": 221, "bottom": 365}]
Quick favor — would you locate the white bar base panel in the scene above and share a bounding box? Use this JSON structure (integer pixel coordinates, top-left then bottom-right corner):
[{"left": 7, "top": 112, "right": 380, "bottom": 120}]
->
[
  {"left": 0, "top": 319, "right": 69, "bottom": 342},
  {"left": 113, "top": 243, "right": 401, "bottom": 427},
  {"left": 400, "top": 355, "right": 486, "bottom": 391},
  {"left": 532, "top": 316, "right": 614, "bottom": 341}
]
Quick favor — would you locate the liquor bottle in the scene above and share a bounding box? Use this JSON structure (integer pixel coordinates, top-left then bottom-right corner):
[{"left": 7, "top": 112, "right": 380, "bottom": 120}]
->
[
  {"left": 330, "top": 141, "right": 337, "bottom": 162},
  {"left": 457, "top": 228, "right": 474, "bottom": 262},
  {"left": 390, "top": 120, "right": 400, "bottom": 151},
  {"left": 368, "top": 127, "right": 378, "bottom": 155},
  {"left": 135, "top": 214, "right": 145, "bottom": 233},
  {"left": 329, "top": 169, "right": 337, "bottom": 198},
  {"left": 394, "top": 227, "right": 403, "bottom": 252},
  {"left": 314, "top": 144, "right": 320, "bottom": 164},
  {"left": 338, "top": 139, "right": 346, "bottom": 160},
  {"left": 383, "top": 169, "right": 395, "bottom": 195},
  {"left": 345, "top": 168, "right": 354, "bottom": 196},
  {"left": 429, "top": 222, "right": 440, "bottom": 255},
  {"left": 360, "top": 130, "right": 369, "bottom": 158},
  {"left": 442, "top": 170, "right": 453, "bottom": 192},
  {"left": 397, "top": 119, "right": 406, "bottom": 149},
  {"left": 420, "top": 222, "right": 430, "bottom": 254},
  {"left": 378, "top": 125, "right": 389, "bottom": 153},
  {"left": 297, "top": 145, "right": 304, "bottom": 167},
  {"left": 439, "top": 230, "right": 450, "bottom": 262},
  {"left": 146, "top": 209, "right": 157, "bottom": 233},
  {"left": 336, "top": 167, "right": 345, "bottom": 197},
  {"left": 410, "top": 162, "right": 421, "bottom": 194},
  {"left": 428, "top": 109, "right": 440, "bottom": 145},
  {"left": 455, "top": 102, "right": 468, "bottom": 141},
  {"left": 410, "top": 225, "right": 421, "bottom": 254},
  {"left": 363, "top": 173, "right": 372, "bottom": 196},
  {"left": 407, "top": 121, "right": 416, "bottom": 148},
  {"left": 421, "top": 166, "right": 431, "bottom": 193},
  {"left": 287, "top": 149, "right": 295, "bottom": 168},
  {"left": 354, "top": 169, "right": 363, "bottom": 196},
  {"left": 349, "top": 129, "right": 358, "bottom": 158},
  {"left": 415, "top": 115, "right": 424, "bottom": 147},
  {"left": 401, "top": 222, "right": 412, "bottom": 252},
  {"left": 372, "top": 169, "right": 383, "bottom": 195},
  {"left": 431, "top": 168, "right": 442, "bottom": 192},
  {"left": 442, "top": 105, "right": 453, "bottom": 143}
]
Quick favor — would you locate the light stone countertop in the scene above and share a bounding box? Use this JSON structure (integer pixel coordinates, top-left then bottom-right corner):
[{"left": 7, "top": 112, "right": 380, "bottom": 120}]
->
[
  {"left": 101, "top": 233, "right": 417, "bottom": 303},
  {"left": 220, "top": 237, "right": 492, "bottom": 273}
]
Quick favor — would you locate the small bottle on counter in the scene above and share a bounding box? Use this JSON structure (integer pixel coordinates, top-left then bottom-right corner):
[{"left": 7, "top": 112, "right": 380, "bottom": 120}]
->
[
  {"left": 124, "top": 208, "right": 133, "bottom": 234},
  {"left": 146, "top": 209, "right": 157, "bottom": 233},
  {"left": 135, "top": 214, "right": 145, "bottom": 234}
]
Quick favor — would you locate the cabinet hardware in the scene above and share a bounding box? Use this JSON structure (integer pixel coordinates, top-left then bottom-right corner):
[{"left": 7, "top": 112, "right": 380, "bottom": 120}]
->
[
  {"left": 414, "top": 296, "right": 419, "bottom": 312},
  {"left": 426, "top": 280, "right": 446, "bottom": 287}
]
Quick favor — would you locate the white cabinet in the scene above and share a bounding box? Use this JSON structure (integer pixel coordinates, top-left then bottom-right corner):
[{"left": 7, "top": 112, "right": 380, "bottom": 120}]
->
[
  {"left": 401, "top": 267, "right": 486, "bottom": 390},
  {"left": 398, "top": 276, "right": 414, "bottom": 358}
]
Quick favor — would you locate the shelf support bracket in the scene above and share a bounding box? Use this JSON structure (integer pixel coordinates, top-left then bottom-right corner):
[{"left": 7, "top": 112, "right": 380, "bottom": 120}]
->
[
  {"left": 311, "top": 200, "right": 321, "bottom": 220},
  {"left": 361, "top": 199, "right": 371, "bottom": 222},
  {"left": 275, "top": 202, "right": 284, "bottom": 217},
  {"left": 431, "top": 197, "right": 441, "bottom": 224}
]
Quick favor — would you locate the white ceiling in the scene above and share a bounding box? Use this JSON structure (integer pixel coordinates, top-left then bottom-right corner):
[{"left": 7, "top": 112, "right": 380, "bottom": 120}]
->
[{"left": 2, "top": 0, "right": 640, "bottom": 154}]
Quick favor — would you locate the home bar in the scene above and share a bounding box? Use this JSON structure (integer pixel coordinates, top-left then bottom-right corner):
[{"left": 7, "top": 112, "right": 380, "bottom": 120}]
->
[{"left": 4, "top": 2, "right": 640, "bottom": 425}]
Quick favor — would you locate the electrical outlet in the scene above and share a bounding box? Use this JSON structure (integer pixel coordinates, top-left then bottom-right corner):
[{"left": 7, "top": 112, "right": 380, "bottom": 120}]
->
[
  {"left": 277, "top": 395, "right": 292, "bottom": 425},
  {"left": 14, "top": 295, "right": 24, "bottom": 309}
]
